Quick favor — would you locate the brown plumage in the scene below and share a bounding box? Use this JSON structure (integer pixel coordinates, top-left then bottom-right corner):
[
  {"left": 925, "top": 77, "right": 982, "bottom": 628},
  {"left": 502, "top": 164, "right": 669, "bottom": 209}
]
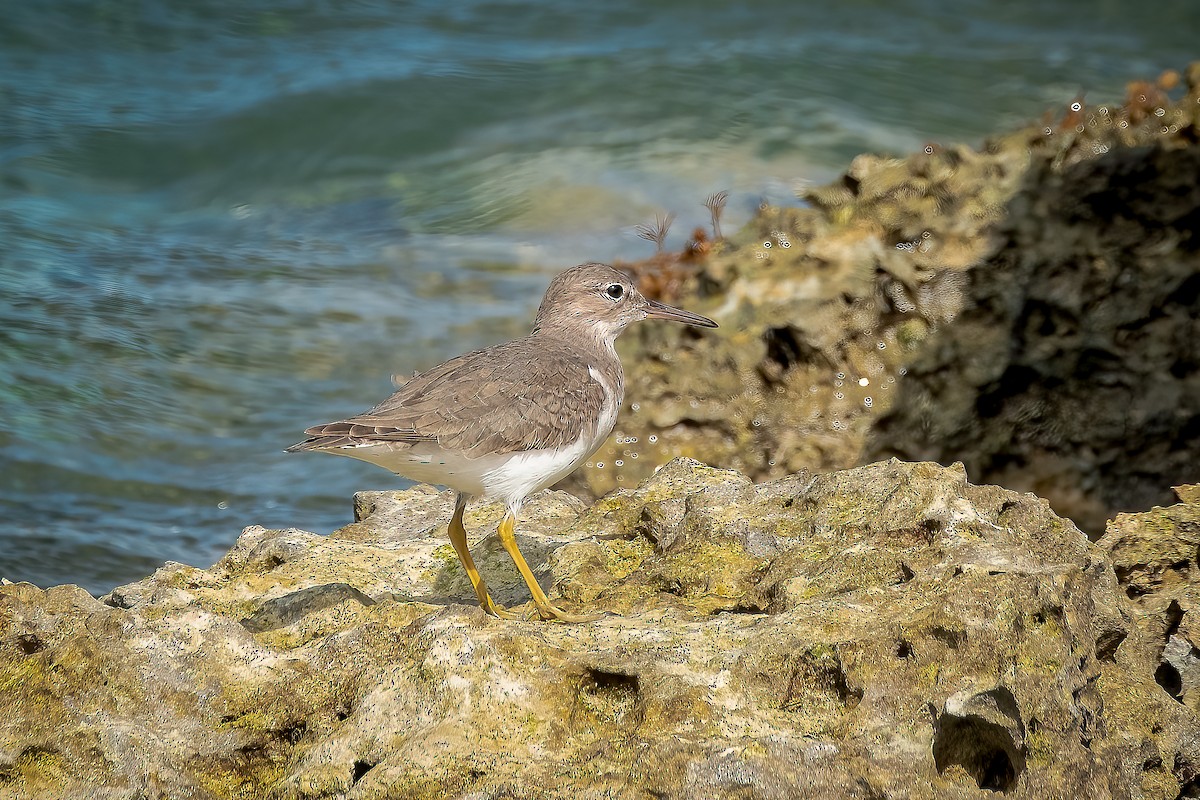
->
[
  {"left": 292, "top": 336, "right": 612, "bottom": 456},
  {"left": 287, "top": 262, "right": 717, "bottom": 622}
]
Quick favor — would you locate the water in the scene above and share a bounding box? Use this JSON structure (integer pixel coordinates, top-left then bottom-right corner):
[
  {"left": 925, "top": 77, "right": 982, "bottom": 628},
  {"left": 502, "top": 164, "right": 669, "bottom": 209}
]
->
[{"left": 2, "top": 0, "right": 1196, "bottom": 594}]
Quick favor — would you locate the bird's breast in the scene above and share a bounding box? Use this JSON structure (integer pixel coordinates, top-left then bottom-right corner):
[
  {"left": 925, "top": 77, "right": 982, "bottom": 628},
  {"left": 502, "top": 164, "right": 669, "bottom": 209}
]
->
[{"left": 587, "top": 365, "right": 622, "bottom": 445}]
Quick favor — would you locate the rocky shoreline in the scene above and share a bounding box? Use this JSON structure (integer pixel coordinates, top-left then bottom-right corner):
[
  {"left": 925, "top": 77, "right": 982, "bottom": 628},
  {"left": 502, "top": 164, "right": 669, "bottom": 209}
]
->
[
  {"left": 3, "top": 461, "right": 1199, "bottom": 798},
  {"left": 4, "top": 69, "right": 1200, "bottom": 798},
  {"left": 581, "top": 64, "right": 1200, "bottom": 537}
]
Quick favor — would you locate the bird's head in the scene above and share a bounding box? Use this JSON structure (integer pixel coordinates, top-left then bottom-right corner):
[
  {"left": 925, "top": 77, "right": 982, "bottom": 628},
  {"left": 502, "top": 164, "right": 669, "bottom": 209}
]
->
[{"left": 531, "top": 262, "right": 717, "bottom": 346}]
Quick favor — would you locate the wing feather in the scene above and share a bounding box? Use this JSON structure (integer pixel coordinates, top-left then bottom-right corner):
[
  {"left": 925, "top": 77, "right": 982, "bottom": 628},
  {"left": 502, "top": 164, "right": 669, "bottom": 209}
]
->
[{"left": 289, "top": 336, "right": 611, "bottom": 456}]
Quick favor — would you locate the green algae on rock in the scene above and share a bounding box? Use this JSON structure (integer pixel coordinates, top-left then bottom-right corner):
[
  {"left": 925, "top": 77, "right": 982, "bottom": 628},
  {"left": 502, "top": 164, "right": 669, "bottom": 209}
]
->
[
  {"left": 3, "top": 461, "right": 1200, "bottom": 798},
  {"left": 574, "top": 65, "right": 1200, "bottom": 538}
]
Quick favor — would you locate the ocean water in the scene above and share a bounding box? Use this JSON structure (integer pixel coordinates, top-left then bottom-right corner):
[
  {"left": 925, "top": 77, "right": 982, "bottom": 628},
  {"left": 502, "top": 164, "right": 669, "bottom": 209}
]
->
[{"left": 1, "top": 0, "right": 1196, "bottom": 593}]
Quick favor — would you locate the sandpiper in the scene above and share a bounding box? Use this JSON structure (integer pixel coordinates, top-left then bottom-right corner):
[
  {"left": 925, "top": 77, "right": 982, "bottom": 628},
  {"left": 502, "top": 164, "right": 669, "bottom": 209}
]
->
[{"left": 287, "top": 263, "right": 717, "bottom": 622}]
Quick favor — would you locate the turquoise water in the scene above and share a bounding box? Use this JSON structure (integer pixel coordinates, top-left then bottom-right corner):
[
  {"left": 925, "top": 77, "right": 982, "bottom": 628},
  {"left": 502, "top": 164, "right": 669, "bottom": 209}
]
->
[{"left": 2, "top": 1, "right": 1197, "bottom": 593}]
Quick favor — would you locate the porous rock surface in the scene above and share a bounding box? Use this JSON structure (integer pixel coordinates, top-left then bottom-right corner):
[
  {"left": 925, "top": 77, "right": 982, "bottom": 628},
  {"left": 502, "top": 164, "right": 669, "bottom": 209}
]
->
[
  {"left": 577, "top": 65, "right": 1200, "bottom": 535},
  {"left": 4, "top": 460, "right": 1200, "bottom": 799}
]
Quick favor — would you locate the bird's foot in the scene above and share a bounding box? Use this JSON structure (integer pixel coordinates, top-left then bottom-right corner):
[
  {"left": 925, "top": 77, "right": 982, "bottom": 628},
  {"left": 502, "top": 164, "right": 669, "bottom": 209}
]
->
[
  {"left": 480, "top": 598, "right": 520, "bottom": 620},
  {"left": 533, "top": 601, "right": 605, "bottom": 624}
]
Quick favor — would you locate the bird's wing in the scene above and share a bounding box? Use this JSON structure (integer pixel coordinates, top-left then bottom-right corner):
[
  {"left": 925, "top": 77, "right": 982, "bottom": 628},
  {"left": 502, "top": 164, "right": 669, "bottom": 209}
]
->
[{"left": 291, "top": 338, "right": 610, "bottom": 456}]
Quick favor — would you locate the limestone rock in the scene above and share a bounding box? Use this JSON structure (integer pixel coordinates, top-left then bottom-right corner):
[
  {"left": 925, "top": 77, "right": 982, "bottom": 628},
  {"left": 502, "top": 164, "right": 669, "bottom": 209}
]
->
[
  {"left": 570, "top": 64, "right": 1200, "bottom": 537},
  {"left": 1098, "top": 485, "right": 1200, "bottom": 715},
  {"left": 3, "top": 460, "right": 1199, "bottom": 798},
  {"left": 871, "top": 141, "right": 1200, "bottom": 534}
]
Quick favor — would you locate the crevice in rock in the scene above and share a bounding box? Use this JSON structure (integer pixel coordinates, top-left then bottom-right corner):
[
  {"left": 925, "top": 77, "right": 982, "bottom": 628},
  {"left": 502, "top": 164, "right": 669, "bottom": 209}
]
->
[
  {"left": 1167, "top": 271, "right": 1200, "bottom": 308},
  {"left": 711, "top": 603, "right": 763, "bottom": 616},
  {"left": 896, "top": 563, "right": 916, "bottom": 584},
  {"left": 1031, "top": 605, "right": 1065, "bottom": 629},
  {"left": 896, "top": 640, "right": 914, "bottom": 659},
  {"left": 1124, "top": 579, "right": 1150, "bottom": 600},
  {"left": 1156, "top": 662, "right": 1184, "bottom": 701},
  {"left": 1096, "top": 627, "right": 1128, "bottom": 662},
  {"left": 351, "top": 759, "right": 377, "bottom": 784},
  {"left": 576, "top": 668, "right": 641, "bottom": 726},
  {"left": 1165, "top": 600, "right": 1185, "bottom": 640},
  {"left": 1072, "top": 687, "right": 1097, "bottom": 749},
  {"left": 930, "top": 626, "right": 967, "bottom": 650},
  {"left": 1178, "top": 779, "right": 1200, "bottom": 798},
  {"left": 276, "top": 721, "right": 307, "bottom": 745},
  {"left": 659, "top": 578, "right": 686, "bottom": 597},
  {"left": 1157, "top": 601, "right": 1191, "bottom": 702},
  {"left": 933, "top": 708, "right": 1026, "bottom": 792},
  {"left": 976, "top": 364, "right": 1041, "bottom": 419},
  {"left": 760, "top": 325, "right": 826, "bottom": 385},
  {"left": 334, "top": 700, "right": 354, "bottom": 721},
  {"left": 1075, "top": 347, "right": 1124, "bottom": 382},
  {"left": 14, "top": 633, "right": 43, "bottom": 655},
  {"left": 259, "top": 554, "right": 286, "bottom": 571},
  {"left": 1174, "top": 753, "right": 1200, "bottom": 799}
]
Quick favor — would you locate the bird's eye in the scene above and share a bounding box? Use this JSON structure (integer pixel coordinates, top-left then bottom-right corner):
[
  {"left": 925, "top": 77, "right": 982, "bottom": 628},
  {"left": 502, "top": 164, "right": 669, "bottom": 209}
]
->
[{"left": 605, "top": 283, "right": 624, "bottom": 300}]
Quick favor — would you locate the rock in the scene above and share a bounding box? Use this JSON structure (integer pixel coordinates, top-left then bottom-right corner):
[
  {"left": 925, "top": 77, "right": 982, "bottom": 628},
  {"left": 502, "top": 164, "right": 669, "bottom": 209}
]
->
[
  {"left": 872, "top": 141, "right": 1200, "bottom": 535},
  {"left": 4, "top": 460, "right": 1200, "bottom": 798},
  {"left": 571, "top": 64, "right": 1200, "bottom": 537},
  {"left": 1098, "top": 484, "right": 1200, "bottom": 716}
]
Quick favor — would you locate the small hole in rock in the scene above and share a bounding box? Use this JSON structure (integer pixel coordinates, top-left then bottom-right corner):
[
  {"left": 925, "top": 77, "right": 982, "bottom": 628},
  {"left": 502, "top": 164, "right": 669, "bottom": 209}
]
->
[
  {"left": 277, "top": 721, "right": 307, "bottom": 744},
  {"left": 1096, "top": 628, "right": 1127, "bottom": 662},
  {"left": 920, "top": 518, "right": 944, "bottom": 538},
  {"left": 1155, "top": 662, "right": 1184, "bottom": 701},
  {"left": 762, "top": 325, "right": 823, "bottom": 380},
  {"left": 1165, "top": 600, "right": 1185, "bottom": 639},
  {"left": 896, "top": 640, "right": 914, "bottom": 659},
  {"left": 352, "top": 760, "right": 377, "bottom": 784},
  {"left": 933, "top": 713, "right": 1025, "bottom": 793},
  {"left": 930, "top": 626, "right": 966, "bottom": 649},
  {"left": 15, "top": 634, "right": 43, "bottom": 655},
  {"left": 1174, "top": 753, "right": 1200, "bottom": 798},
  {"left": 578, "top": 669, "right": 641, "bottom": 724}
]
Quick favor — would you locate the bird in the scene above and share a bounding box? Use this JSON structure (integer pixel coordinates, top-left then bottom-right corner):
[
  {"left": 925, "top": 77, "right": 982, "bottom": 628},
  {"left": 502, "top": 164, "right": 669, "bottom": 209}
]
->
[{"left": 286, "top": 262, "right": 718, "bottom": 622}]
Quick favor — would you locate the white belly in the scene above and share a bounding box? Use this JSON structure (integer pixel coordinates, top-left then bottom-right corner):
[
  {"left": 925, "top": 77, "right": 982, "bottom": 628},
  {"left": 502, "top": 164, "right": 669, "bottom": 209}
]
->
[
  {"left": 325, "top": 434, "right": 594, "bottom": 513},
  {"left": 324, "top": 362, "right": 621, "bottom": 513}
]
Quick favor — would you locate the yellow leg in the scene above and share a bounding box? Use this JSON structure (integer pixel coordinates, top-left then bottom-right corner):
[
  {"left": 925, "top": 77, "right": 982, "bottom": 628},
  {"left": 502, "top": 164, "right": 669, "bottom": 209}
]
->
[
  {"left": 495, "top": 513, "right": 602, "bottom": 623},
  {"left": 447, "top": 499, "right": 515, "bottom": 619}
]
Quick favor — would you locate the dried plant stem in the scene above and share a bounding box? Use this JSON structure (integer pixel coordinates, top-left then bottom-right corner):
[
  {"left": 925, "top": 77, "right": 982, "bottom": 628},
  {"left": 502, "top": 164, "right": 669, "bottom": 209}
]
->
[
  {"left": 636, "top": 212, "right": 675, "bottom": 253},
  {"left": 704, "top": 190, "right": 728, "bottom": 241}
]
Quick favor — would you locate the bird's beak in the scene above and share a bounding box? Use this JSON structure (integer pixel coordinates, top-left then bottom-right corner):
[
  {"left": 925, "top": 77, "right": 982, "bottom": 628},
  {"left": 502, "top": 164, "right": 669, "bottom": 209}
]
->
[{"left": 644, "top": 299, "right": 718, "bottom": 328}]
